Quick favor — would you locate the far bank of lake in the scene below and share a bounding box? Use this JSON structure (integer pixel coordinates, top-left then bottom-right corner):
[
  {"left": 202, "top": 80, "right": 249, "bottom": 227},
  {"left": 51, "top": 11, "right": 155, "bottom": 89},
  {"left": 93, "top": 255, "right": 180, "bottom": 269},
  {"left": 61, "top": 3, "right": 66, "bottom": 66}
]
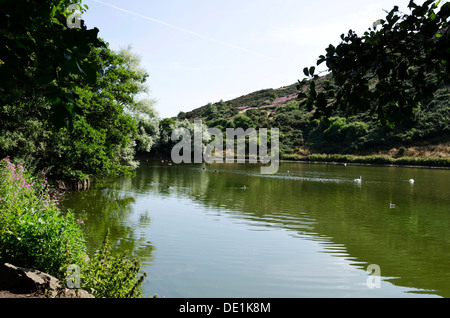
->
[{"left": 281, "top": 153, "right": 450, "bottom": 168}]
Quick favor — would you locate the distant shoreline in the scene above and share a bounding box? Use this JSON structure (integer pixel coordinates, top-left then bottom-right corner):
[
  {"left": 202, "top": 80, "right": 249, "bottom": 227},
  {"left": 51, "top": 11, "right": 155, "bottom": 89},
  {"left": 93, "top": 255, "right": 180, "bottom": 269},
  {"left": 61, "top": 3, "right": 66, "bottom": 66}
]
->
[
  {"left": 138, "top": 154, "right": 450, "bottom": 169},
  {"left": 280, "top": 153, "right": 450, "bottom": 169},
  {"left": 281, "top": 159, "right": 450, "bottom": 170}
]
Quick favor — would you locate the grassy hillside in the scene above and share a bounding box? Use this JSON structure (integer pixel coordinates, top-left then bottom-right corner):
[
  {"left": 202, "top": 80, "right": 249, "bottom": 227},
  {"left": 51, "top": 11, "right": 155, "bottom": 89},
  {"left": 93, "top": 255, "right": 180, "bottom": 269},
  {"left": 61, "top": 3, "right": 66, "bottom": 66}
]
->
[{"left": 176, "top": 76, "right": 450, "bottom": 166}]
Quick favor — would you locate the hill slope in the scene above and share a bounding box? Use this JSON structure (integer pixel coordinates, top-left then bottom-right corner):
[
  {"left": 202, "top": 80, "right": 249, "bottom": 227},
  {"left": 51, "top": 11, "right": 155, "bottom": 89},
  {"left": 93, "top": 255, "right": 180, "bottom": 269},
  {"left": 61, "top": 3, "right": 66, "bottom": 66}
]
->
[{"left": 175, "top": 78, "right": 450, "bottom": 163}]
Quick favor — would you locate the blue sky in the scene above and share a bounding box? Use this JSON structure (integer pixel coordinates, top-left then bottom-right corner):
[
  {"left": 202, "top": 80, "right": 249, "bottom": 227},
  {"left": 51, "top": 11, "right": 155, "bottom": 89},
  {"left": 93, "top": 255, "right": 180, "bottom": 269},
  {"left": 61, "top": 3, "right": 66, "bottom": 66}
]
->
[{"left": 82, "top": 0, "right": 413, "bottom": 118}]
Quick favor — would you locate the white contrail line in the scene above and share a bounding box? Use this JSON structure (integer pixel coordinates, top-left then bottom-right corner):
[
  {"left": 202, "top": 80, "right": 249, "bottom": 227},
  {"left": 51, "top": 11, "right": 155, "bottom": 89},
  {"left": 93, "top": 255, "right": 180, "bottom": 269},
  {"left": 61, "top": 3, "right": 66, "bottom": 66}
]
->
[{"left": 91, "top": 0, "right": 276, "bottom": 60}]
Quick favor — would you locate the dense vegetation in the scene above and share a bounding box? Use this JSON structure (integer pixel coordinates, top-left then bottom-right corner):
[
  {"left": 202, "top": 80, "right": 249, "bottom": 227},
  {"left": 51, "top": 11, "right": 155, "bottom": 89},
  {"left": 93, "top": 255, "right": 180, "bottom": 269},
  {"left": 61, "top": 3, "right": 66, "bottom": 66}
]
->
[
  {"left": 0, "top": 1, "right": 159, "bottom": 183},
  {"left": 299, "top": 0, "right": 450, "bottom": 126},
  {"left": 0, "top": 158, "right": 146, "bottom": 297},
  {"left": 176, "top": 78, "right": 449, "bottom": 162},
  {"left": 0, "top": 0, "right": 153, "bottom": 297},
  {"left": 0, "top": 157, "right": 85, "bottom": 277}
]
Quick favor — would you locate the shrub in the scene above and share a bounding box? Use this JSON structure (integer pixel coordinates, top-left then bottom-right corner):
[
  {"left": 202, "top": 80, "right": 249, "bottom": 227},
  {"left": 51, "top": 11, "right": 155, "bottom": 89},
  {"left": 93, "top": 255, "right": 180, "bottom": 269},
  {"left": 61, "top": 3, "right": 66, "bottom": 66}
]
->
[
  {"left": 82, "top": 229, "right": 146, "bottom": 298},
  {"left": 0, "top": 157, "right": 86, "bottom": 278},
  {"left": 397, "top": 146, "right": 407, "bottom": 157},
  {"left": 0, "top": 157, "right": 147, "bottom": 297}
]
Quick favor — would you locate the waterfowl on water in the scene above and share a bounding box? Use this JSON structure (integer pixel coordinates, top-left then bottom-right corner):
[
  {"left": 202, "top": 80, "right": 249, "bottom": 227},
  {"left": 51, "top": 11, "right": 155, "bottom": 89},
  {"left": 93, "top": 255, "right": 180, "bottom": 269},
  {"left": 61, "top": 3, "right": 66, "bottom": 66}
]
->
[{"left": 354, "top": 176, "right": 362, "bottom": 183}]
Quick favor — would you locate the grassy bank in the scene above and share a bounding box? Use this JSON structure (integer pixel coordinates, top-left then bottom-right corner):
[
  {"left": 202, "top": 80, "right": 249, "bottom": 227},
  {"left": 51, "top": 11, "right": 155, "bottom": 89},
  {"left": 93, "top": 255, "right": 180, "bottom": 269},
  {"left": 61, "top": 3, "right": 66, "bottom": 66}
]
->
[
  {"left": 281, "top": 153, "right": 450, "bottom": 168},
  {"left": 0, "top": 157, "right": 146, "bottom": 298}
]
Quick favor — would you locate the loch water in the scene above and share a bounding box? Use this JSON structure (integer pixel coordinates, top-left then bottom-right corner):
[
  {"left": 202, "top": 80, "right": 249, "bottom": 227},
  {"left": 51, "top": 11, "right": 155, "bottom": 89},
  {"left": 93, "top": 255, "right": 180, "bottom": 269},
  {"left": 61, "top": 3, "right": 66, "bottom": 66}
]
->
[{"left": 60, "top": 160, "right": 450, "bottom": 298}]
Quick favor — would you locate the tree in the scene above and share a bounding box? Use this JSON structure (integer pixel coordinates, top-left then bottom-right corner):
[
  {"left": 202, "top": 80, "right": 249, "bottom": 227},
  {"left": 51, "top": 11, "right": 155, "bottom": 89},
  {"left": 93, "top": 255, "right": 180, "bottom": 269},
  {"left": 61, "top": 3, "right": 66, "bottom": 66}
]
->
[
  {"left": 131, "top": 98, "right": 160, "bottom": 153},
  {"left": 157, "top": 119, "right": 211, "bottom": 157},
  {"left": 38, "top": 44, "right": 152, "bottom": 180},
  {"left": 202, "top": 103, "right": 218, "bottom": 118},
  {"left": 0, "top": 41, "right": 159, "bottom": 180},
  {"left": 298, "top": 0, "right": 450, "bottom": 126},
  {"left": 233, "top": 113, "right": 254, "bottom": 130},
  {"left": 117, "top": 46, "right": 160, "bottom": 154},
  {"left": 0, "top": 0, "right": 104, "bottom": 130}
]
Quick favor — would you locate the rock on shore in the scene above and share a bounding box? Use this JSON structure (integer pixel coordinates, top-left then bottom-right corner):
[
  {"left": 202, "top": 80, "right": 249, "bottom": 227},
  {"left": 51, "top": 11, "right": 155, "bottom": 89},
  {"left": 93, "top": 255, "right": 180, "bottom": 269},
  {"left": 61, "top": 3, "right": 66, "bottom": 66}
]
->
[{"left": 0, "top": 263, "right": 94, "bottom": 298}]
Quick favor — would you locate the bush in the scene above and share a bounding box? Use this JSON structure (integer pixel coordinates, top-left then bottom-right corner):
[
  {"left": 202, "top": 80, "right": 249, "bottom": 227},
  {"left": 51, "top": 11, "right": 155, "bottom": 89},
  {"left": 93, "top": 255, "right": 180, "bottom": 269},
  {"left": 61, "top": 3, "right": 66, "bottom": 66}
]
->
[
  {"left": 82, "top": 229, "right": 147, "bottom": 298},
  {"left": 0, "top": 157, "right": 86, "bottom": 278},
  {"left": 0, "top": 157, "right": 147, "bottom": 297}
]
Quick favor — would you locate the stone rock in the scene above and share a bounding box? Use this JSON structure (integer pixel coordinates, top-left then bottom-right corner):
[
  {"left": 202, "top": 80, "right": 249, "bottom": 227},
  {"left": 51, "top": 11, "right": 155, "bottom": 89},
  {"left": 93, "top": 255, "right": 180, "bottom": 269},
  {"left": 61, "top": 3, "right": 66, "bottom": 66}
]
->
[{"left": 0, "top": 263, "right": 94, "bottom": 298}]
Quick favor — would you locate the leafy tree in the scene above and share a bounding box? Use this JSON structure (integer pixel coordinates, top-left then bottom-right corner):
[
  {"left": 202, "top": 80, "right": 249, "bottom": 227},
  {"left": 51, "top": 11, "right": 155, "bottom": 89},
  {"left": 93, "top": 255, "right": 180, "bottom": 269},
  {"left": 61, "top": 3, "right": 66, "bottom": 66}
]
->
[
  {"left": 202, "top": 103, "right": 218, "bottom": 119},
  {"left": 156, "top": 118, "right": 176, "bottom": 154},
  {"left": 48, "top": 44, "right": 161, "bottom": 179},
  {"left": 299, "top": 0, "right": 450, "bottom": 126},
  {"left": 323, "top": 117, "right": 348, "bottom": 142},
  {"left": 0, "top": 39, "right": 159, "bottom": 180},
  {"left": 131, "top": 98, "right": 160, "bottom": 153},
  {"left": 233, "top": 113, "right": 254, "bottom": 130},
  {"left": 117, "top": 47, "right": 160, "bottom": 154},
  {"left": 0, "top": 0, "right": 104, "bottom": 130},
  {"left": 154, "top": 118, "right": 212, "bottom": 159}
]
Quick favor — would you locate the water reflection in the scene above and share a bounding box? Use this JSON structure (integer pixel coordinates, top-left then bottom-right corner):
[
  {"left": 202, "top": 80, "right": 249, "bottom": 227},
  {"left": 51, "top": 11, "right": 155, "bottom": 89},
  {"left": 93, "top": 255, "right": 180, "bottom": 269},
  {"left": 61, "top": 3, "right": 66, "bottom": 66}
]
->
[
  {"left": 60, "top": 178, "right": 155, "bottom": 263},
  {"left": 61, "top": 160, "right": 450, "bottom": 297}
]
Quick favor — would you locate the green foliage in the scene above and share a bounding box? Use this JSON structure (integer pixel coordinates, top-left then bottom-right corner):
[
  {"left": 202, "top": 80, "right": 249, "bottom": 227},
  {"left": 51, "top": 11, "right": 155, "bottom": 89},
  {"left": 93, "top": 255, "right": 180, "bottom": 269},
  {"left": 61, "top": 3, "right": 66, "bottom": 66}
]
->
[
  {"left": 82, "top": 229, "right": 146, "bottom": 298},
  {"left": 48, "top": 44, "right": 155, "bottom": 179},
  {"left": 0, "top": 43, "right": 159, "bottom": 181},
  {"left": 0, "top": 158, "right": 147, "bottom": 297},
  {"left": 174, "top": 78, "right": 449, "bottom": 159},
  {"left": 202, "top": 103, "right": 218, "bottom": 119},
  {"left": 0, "top": 3, "right": 160, "bottom": 181},
  {"left": 0, "top": 0, "right": 104, "bottom": 130},
  {"left": 154, "top": 118, "right": 176, "bottom": 155},
  {"left": 131, "top": 99, "right": 160, "bottom": 153},
  {"left": 323, "top": 117, "right": 348, "bottom": 141},
  {"left": 0, "top": 157, "right": 86, "bottom": 279},
  {"left": 233, "top": 114, "right": 254, "bottom": 130},
  {"left": 313, "top": 117, "right": 371, "bottom": 153},
  {"left": 299, "top": 0, "right": 450, "bottom": 126}
]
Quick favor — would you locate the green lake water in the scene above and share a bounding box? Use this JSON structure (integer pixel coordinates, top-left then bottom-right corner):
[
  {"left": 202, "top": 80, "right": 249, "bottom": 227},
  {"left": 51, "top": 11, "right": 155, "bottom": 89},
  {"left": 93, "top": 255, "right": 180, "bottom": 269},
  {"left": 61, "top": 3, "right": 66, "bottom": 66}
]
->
[{"left": 60, "top": 160, "right": 450, "bottom": 298}]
